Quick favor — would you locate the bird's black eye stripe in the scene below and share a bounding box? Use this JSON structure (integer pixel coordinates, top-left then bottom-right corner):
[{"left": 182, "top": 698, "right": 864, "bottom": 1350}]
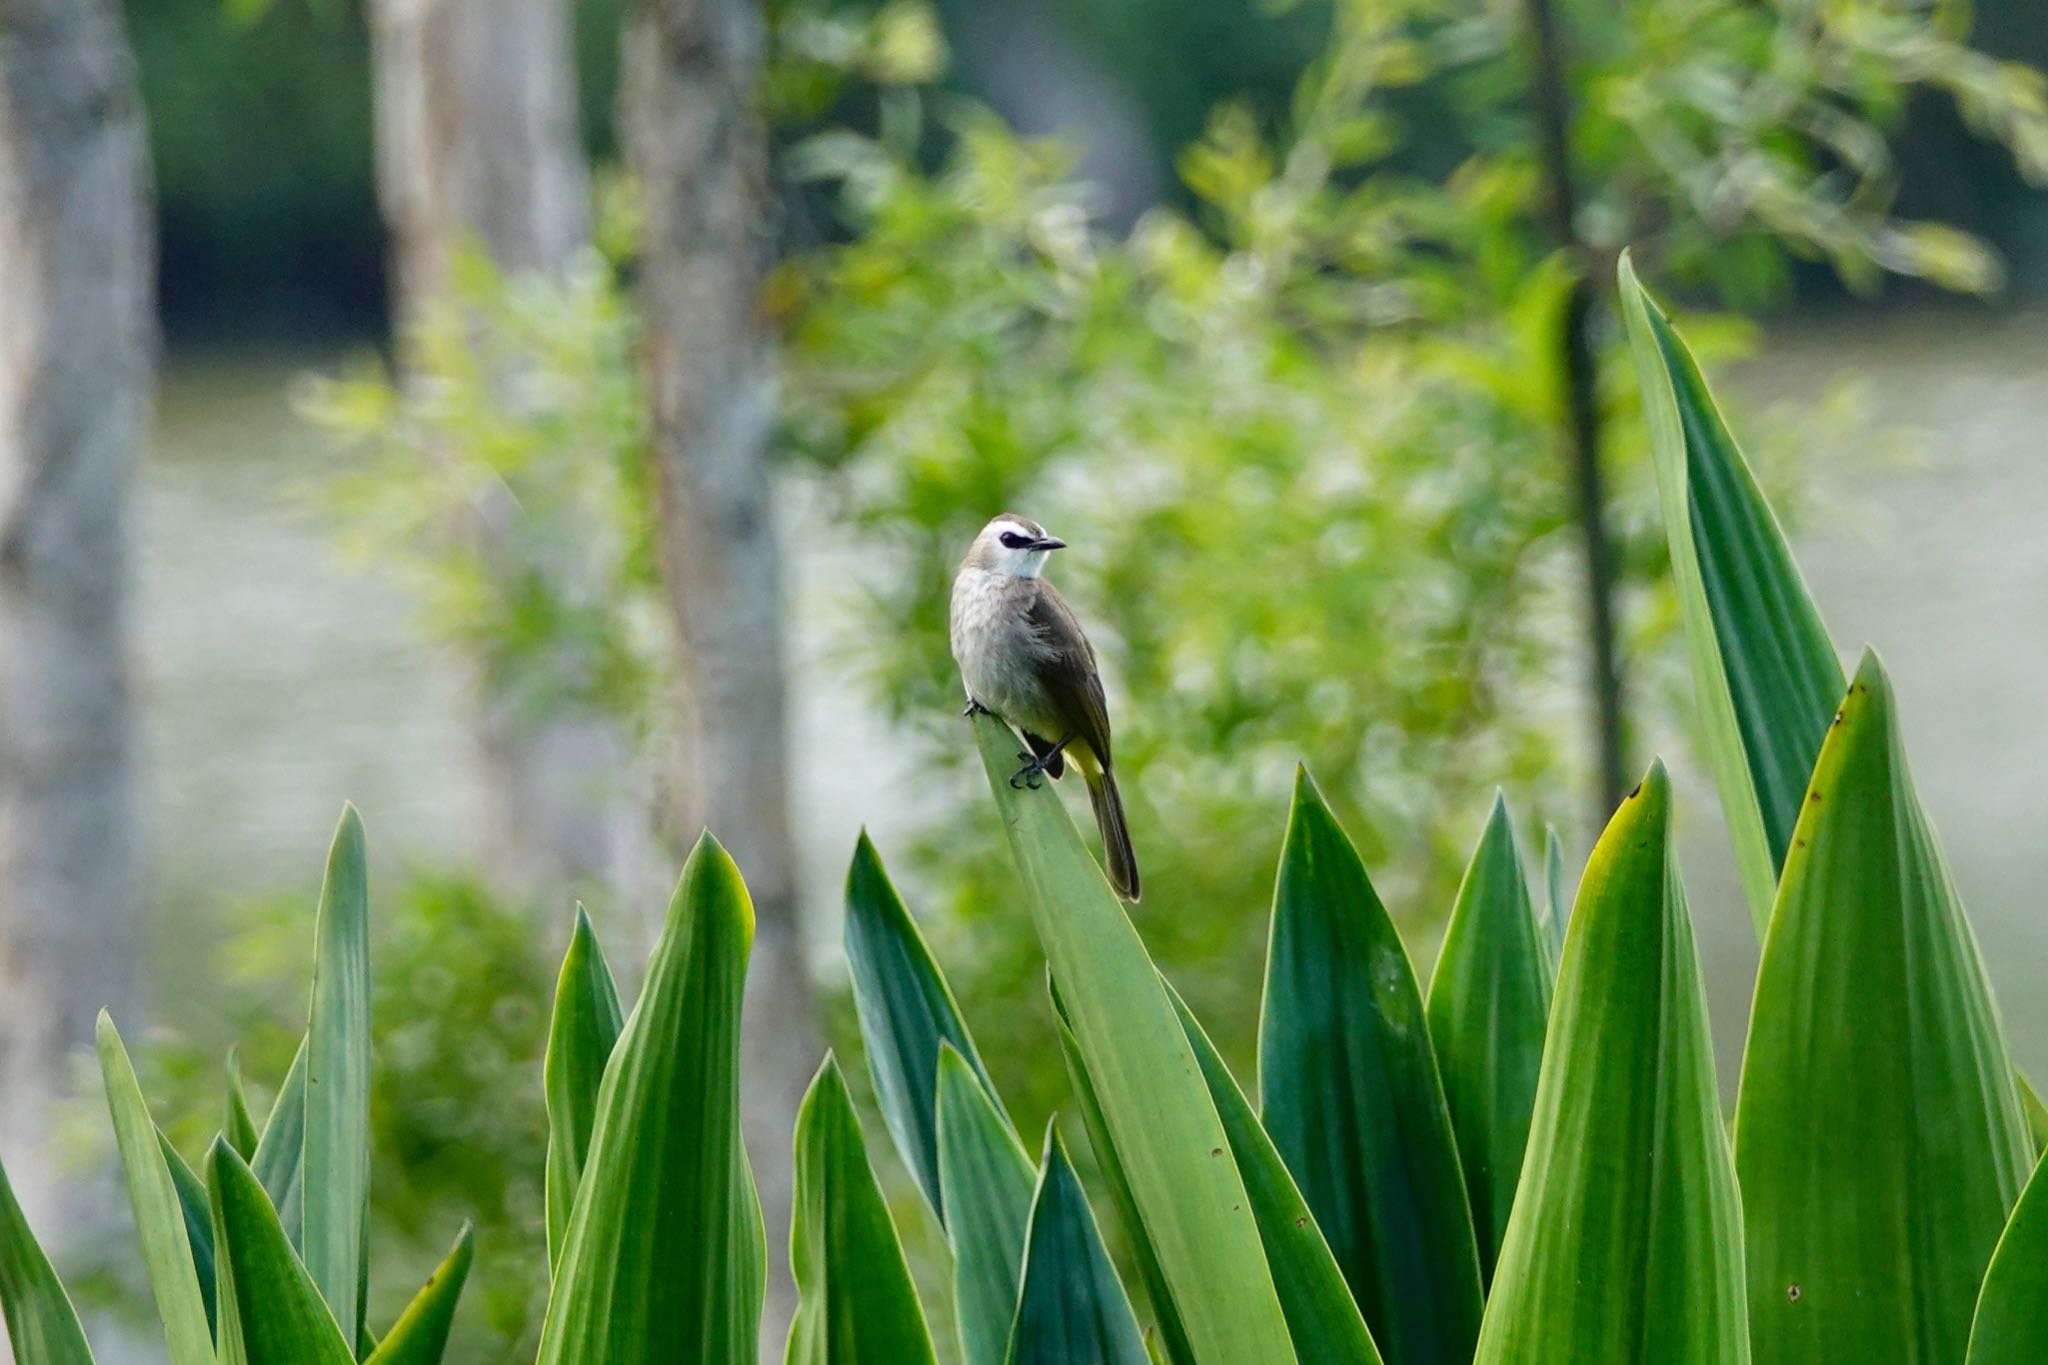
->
[{"left": 999, "top": 531, "right": 1031, "bottom": 549}]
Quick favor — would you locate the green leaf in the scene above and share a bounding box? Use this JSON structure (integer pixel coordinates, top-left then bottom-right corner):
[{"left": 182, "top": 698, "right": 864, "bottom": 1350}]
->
[
  {"left": 844, "top": 832, "right": 1012, "bottom": 1222},
  {"left": 1538, "top": 824, "right": 1571, "bottom": 969},
  {"left": 544, "top": 904, "right": 624, "bottom": 1273},
  {"left": 157, "top": 1128, "right": 218, "bottom": 1338},
  {"left": 1052, "top": 1011, "right": 1197, "bottom": 1365},
  {"left": 1473, "top": 762, "right": 1748, "bottom": 1363},
  {"left": 972, "top": 713, "right": 1295, "bottom": 1365},
  {"left": 225, "top": 1048, "right": 260, "bottom": 1161},
  {"left": 251, "top": 1036, "right": 308, "bottom": 1247},
  {"left": 2021, "top": 1073, "right": 2048, "bottom": 1158},
  {"left": 1968, "top": 1153, "right": 2048, "bottom": 1363},
  {"left": 1258, "top": 767, "right": 1483, "bottom": 1365},
  {"left": 208, "top": 1139, "right": 355, "bottom": 1365},
  {"left": 1735, "top": 652, "right": 2031, "bottom": 1364},
  {"left": 536, "top": 833, "right": 765, "bottom": 1364},
  {"left": 1164, "top": 984, "right": 1382, "bottom": 1365},
  {"left": 1425, "top": 795, "right": 1552, "bottom": 1283},
  {"left": 303, "top": 803, "right": 372, "bottom": 1345},
  {"left": 363, "top": 1224, "right": 474, "bottom": 1365},
  {"left": 1006, "top": 1126, "right": 1149, "bottom": 1365},
  {"left": 786, "top": 1053, "right": 938, "bottom": 1365},
  {"left": 934, "top": 1045, "right": 1036, "bottom": 1365},
  {"left": 1618, "top": 254, "right": 1844, "bottom": 938},
  {"left": 0, "top": 1156, "right": 95, "bottom": 1365},
  {"left": 96, "top": 1014, "right": 214, "bottom": 1365}
]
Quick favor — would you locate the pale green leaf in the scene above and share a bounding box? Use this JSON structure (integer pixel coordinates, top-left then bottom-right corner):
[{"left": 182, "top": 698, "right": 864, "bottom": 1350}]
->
[
  {"left": 934, "top": 1046, "right": 1036, "bottom": 1365},
  {"left": 303, "top": 803, "right": 372, "bottom": 1344}
]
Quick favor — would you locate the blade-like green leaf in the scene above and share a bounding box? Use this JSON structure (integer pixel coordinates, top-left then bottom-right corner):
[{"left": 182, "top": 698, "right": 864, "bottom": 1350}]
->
[
  {"left": 1474, "top": 762, "right": 1747, "bottom": 1363},
  {"left": 157, "top": 1128, "right": 218, "bottom": 1338},
  {"left": 844, "top": 831, "right": 1011, "bottom": 1222},
  {"left": 303, "top": 803, "right": 371, "bottom": 1345},
  {"left": 208, "top": 1139, "right": 355, "bottom": 1365},
  {"left": 1968, "top": 1153, "right": 2048, "bottom": 1363},
  {"left": 0, "top": 1156, "right": 95, "bottom": 1365},
  {"left": 251, "top": 1036, "right": 308, "bottom": 1247},
  {"left": 1164, "top": 984, "right": 1382, "bottom": 1365},
  {"left": 786, "top": 1054, "right": 937, "bottom": 1365},
  {"left": 363, "top": 1224, "right": 474, "bottom": 1365},
  {"left": 224, "top": 1048, "right": 260, "bottom": 1161},
  {"left": 934, "top": 1045, "right": 1036, "bottom": 1365},
  {"left": 1539, "top": 824, "right": 1571, "bottom": 969},
  {"left": 2019, "top": 1073, "right": 2048, "bottom": 1158},
  {"left": 972, "top": 714, "right": 1294, "bottom": 1365},
  {"left": 1618, "top": 254, "right": 1844, "bottom": 937},
  {"left": 1425, "top": 795, "right": 1552, "bottom": 1283},
  {"left": 536, "top": 833, "right": 765, "bottom": 1365},
  {"left": 1735, "top": 652, "right": 2031, "bottom": 1365},
  {"left": 1006, "top": 1126, "right": 1149, "bottom": 1365},
  {"left": 1258, "top": 767, "right": 1483, "bottom": 1365},
  {"left": 1052, "top": 1010, "right": 1196, "bottom": 1365},
  {"left": 544, "top": 904, "right": 624, "bottom": 1272},
  {"left": 96, "top": 1015, "right": 213, "bottom": 1365}
]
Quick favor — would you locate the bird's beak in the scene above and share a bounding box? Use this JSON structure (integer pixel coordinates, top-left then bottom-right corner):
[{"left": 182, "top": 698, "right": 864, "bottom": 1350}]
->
[{"left": 1032, "top": 536, "right": 1067, "bottom": 552}]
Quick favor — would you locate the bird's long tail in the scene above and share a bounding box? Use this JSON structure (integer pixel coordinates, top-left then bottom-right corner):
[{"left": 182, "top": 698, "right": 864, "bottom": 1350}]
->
[{"left": 1084, "top": 765, "right": 1141, "bottom": 902}]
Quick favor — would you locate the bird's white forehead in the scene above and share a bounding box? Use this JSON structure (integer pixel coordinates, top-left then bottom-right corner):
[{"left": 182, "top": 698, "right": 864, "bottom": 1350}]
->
[{"left": 985, "top": 515, "right": 1046, "bottom": 539}]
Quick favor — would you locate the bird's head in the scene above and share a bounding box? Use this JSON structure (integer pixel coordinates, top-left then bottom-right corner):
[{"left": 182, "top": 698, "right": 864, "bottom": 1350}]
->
[{"left": 968, "top": 514, "right": 1066, "bottom": 579}]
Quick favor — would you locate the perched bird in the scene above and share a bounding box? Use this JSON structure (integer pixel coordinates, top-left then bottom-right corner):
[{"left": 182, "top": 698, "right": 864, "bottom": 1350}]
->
[{"left": 951, "top": 514, "right": 1140, "bottom": 901}]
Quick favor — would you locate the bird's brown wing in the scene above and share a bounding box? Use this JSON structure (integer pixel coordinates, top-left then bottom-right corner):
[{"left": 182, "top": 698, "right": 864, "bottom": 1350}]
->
[{"left": 1026, "top": 581, "right": 1114, "bottom": 767}]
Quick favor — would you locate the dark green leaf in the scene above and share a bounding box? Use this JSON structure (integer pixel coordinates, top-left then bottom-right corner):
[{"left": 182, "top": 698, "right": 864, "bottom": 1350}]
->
[
  {"left": 1258, "top": 767, "right": 1483, "bottom": 1365},
  {"left": 0, "top": 1155, "right": 95, "bottom": 1365},
  {"left": 1006, "top": 1126, "right": 1149, "bottom": 1365},
  {"left": 1735, "top": 652, "right": 2031, "bottom": 1364},
  {"left": 1619, "top": 254, "right": 1844, "bottom": 936},
  {"left": 844, "top": 831, "right": 1011, "bottom": 1223},
  {"left": 934, "top": 1045, "right": 1036, "bottom": 1365},
  {"left": 543, "top": 904, "right": 624, "bottom": 1272},
  {"left": 1425, "top": 795, "right": 1551, "bottom": 1282},
  {"left": 1474, "top": 763, "right": 1747, "bottom": 1362},
  {"left": 363, "top": 1224, "right": 473, "bottom": 1365},
  {"left": 303, "top": 803, "right": 372, "bottom": 1345},
  {"left": 535, "top": 834, "right": 765, "bottom": 1364},
  {"left": 786, "top": 1054, "right": 937, "bottom": 1365},
  {"left": 1967, "top": 1153, "right": 2048, "bottom": 1363},
  {"left": 208, "top": 1139, "right": 354, "bottom": 1365},
  {"left": 157, "top": 1129, "right": 218, "bottom": 1338},
  {"left": 251, "top": 1036, "right": 308, "bottom": 1248}
]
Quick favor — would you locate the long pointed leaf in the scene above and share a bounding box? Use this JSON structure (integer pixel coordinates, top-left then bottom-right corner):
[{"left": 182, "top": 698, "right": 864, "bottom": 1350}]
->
[
  {"left": 1258, "top": 767, "right": 1483, "bottom": 1365},
  {"left": 96, "top": 1015, "right": 213, "bottom": 1365},
  {"left": 1006, "top": 1127, "right": 1149, "bottom": 1365},
  {"left": 1165, "top": 984, "right": 1382, "bottom": 1365},
  {"left": 1538, "top": 824, "right": 1571, "bottom": 969},
  {"left": 934, "top": 1045, "right": 1036, "bottom": 1365},
  {"left": 1735, "top": 652, "right": 2030, "bottom": 1364},
  {"left": 224, "top": 1049, "right": 260, "bottom": 1161},
  {"left": 157, "top": 1129, "right": 218, "bottom": 1337},
  {"left": 786, "top": 1054, "right": 937, "bottom": 1365},
  {"left": 1474, "top": 762, "right": 1748, "bottom": 1363},
  {"left": 844, "top": 832, "right": 1011, "bottom": 1223},
  {"left": 536, "top": 833, "right": 765, "bottom": 1364},
  {"left": 1967, "top": 1153, "right": 2048, "bottom": 1363},
  {"left": 208, "top": 1139, "right": 355, "bottom": 1365},
  {"left": 1619, "top": 253, "right": 1844, "bottom": 937},
  {"left": 303, "top": 803, "right": 372, "bottom": 1345},
  {"left": 972, "top": 713, "right": 1295, "bottom": 1365},
  {"left": 0, "top": 1156, "right": 95, "bottom": 1365},
  {"left": 251, "top": 1036, "right": 308, "bottom": 1247},
  {"left": 1425, "top": 795, "right": 1551, "bottom": 1282},
  {"left": 544, "top": 905, "right": 624, "bottom": 1272},
  {"left": 363, "top": 1224, "right": 474, "bottom": 1365}
]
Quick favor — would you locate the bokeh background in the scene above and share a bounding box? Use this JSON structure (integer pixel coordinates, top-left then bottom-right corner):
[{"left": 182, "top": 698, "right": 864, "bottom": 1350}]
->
[{"left": 6, "top": 0, "right": 2048, "bottom": 1358}]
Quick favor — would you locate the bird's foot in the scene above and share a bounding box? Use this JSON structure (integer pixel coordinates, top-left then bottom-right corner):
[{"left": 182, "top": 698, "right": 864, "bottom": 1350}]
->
[
  {"left": 962, "top": 698, "right": 991, "bottom": 718},
  {"left": 1009, "top": 752, "right": 1049, "bottom": 790}
]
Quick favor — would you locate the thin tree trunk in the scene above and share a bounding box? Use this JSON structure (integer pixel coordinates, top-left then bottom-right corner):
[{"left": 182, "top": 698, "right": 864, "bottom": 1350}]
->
[
  {"left": 1523, "top": 0, "right": 1627, "bottom": 818},
  {"left": 622, "top": 0, "right": 812, "bottom": 1348},
  {"left": 370, "top": 0, "right": 660, "bottom": 899},
  {"left": 0, "top": 0, "right": 152, "bottom": 1234}
]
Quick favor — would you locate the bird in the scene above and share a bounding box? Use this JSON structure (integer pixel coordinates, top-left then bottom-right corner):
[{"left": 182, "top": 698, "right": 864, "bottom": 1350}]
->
[{"left": 950, "top": 514, "right": 1140, "bottom": 901}]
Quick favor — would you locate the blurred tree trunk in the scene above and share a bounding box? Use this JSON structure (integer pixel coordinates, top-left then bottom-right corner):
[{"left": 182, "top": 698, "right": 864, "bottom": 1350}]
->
[
  {"left": 621, "top": 0, "right": 813, "bottom": 1349},
  {"left": 0, "top": 0, "right": 152, "bottom": 1234},
  {"left": 369, "top": 0, "right": 659, "bottom": 899}
]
